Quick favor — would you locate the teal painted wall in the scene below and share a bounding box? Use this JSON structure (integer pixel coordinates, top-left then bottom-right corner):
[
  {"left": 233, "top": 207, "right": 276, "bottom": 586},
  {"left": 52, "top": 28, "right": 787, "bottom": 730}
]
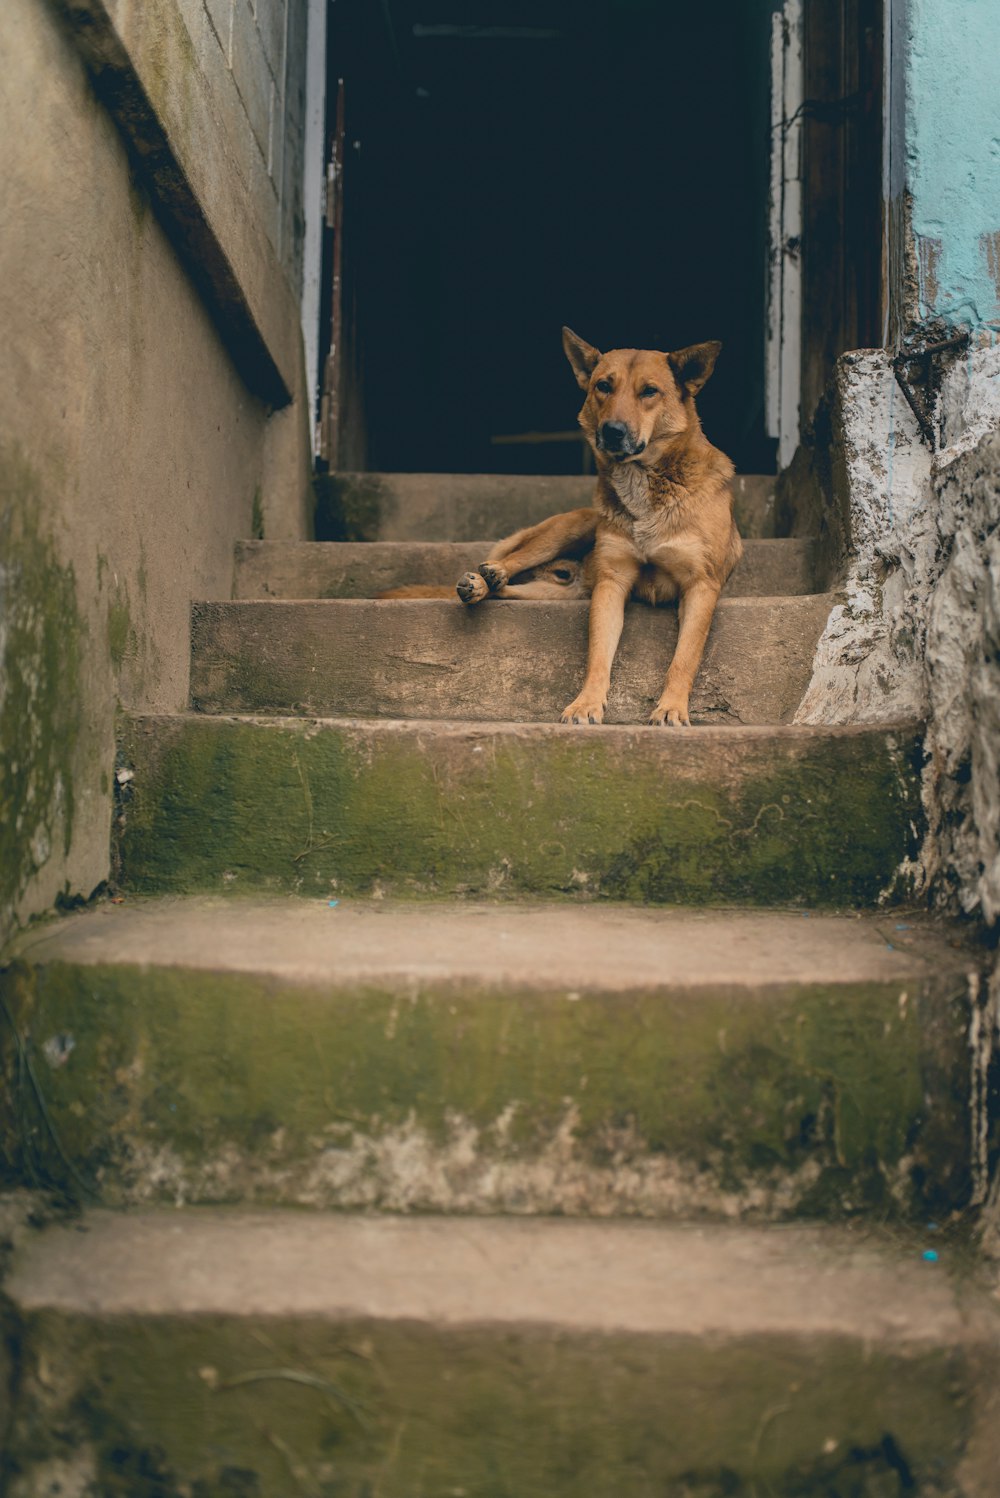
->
[{"left": 907, "top": 0, "right": 1000, "bottom": 328}]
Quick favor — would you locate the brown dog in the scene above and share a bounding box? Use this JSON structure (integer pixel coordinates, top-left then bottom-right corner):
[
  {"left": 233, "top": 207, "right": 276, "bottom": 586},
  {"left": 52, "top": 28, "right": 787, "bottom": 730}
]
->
[{"left": 460, "top": 328, "right": 742, "bottom": 726}]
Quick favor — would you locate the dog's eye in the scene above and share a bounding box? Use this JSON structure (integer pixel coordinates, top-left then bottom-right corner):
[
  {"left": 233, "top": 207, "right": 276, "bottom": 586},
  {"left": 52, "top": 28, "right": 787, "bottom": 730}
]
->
[
  {"left": 639, "top": 385, "right": 660, "bottom": 398},
  {"left": 552, "top": 567, "right": 573, "bottom": 581},
  {"left": 595, "top": 378, "right": 613, "bottom": 394}
]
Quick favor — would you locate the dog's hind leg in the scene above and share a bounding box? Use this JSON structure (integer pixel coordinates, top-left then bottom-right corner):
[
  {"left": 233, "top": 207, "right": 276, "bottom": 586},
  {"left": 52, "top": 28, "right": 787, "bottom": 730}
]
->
[{"left": 477, "top": 508, "right": 598, "bottom": 596}]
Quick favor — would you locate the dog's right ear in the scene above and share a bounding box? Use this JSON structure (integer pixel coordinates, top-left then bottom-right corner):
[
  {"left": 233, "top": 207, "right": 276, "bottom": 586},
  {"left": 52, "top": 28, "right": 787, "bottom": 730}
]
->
[{"left": 562, "top": 327, "right": 602, "bottom": 390}]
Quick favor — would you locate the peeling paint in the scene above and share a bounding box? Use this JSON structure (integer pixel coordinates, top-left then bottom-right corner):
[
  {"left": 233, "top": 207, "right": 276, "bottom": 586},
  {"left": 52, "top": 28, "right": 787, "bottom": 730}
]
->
[
  {"left": 906, "top": 0, "right": 1000, "bottom": 329},
  {"left": 796, "top": 354, "right": 1000, "bottom": 910},
  {"left": 916, "top": 234, "right": 942, "bottom": 321}
]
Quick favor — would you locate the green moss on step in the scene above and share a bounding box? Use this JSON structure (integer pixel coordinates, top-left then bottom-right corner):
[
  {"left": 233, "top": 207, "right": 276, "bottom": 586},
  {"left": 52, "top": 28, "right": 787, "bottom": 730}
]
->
[
  {"left": 0, "top": 953, "right": 970, "bottom": 1218},
  {"left": 7, "top": 1309, "right": 977, "bottom": 1496},
  {"left": 115, "top": 717, "right": 924, "bottom": 908}
]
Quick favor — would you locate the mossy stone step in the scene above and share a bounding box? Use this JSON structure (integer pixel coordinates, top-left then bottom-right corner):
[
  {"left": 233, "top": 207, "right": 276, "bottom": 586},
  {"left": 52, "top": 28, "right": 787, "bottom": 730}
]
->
[
  {"left": 0, "top": 899, "right": 979, "bottom": 1217},
  {"left": 6, "top": 1211, "right": 997, "bottom": 1497},
  {"left": 189, "top": 594, "right": 833, "bottom": 724},
  {"left": 315, "top": 470, "right": 778, "bottom": 541},
  {"left": 234, "top": 536, "right": 821, "bottom": 599},
  {"left": 116, "top": 715, "right": 923, "bottom": 906}
]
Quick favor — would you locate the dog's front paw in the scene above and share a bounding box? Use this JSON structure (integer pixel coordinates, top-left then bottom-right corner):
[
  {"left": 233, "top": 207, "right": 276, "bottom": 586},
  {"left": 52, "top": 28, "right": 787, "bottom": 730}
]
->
[
  {"left": 561, "top": 694, "right": 605, "bottom": 725},
  {"left": 478, "top": 561, "right": 508, "bottom": 593},
  {"left": 649, "top": 694, "right": 691, "bottom": 727},
  {"left": 457, "top": 571, "right": 489, "bottom": 604}
]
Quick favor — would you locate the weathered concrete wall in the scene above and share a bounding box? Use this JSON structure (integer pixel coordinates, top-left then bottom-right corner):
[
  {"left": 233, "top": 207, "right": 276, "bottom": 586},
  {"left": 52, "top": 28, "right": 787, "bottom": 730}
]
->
[
  {"left": 789, "top": 350, "right": 1000, "bottom": 1241},
  {"left": 0, "top": 0, "right": 310, "bottom": 942},
  {"left": 905, "top": 0, "right": 1000, "bottom": 330},
  {"left": 795, "top": 350, "right": 1000, "bottom": 921}
]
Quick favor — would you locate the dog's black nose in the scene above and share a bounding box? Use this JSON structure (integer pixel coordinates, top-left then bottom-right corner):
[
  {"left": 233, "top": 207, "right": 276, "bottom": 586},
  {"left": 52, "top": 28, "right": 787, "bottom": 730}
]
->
[{"left": 600, "top": 421, "right": 630, "bottom": 452}]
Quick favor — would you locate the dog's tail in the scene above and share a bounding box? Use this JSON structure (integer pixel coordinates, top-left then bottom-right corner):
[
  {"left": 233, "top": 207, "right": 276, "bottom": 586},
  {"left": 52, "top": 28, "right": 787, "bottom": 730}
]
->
[{"left": 375, "top": 583, "right": 458, "bottom": 599}]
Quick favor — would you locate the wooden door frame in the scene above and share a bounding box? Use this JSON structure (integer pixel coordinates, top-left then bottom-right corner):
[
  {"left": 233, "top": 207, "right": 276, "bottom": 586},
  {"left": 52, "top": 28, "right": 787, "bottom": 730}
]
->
[{"left": 768, "top": 0, "right": 885, "bottom": 468}]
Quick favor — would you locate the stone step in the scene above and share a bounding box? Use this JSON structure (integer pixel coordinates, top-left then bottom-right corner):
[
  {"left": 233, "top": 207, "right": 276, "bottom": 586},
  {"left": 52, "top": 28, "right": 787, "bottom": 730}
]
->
[
  {"left": 315, "top": 470, "right": 779, "bottom": 541},
  {"left": 190, "top": 594, "right": 834, "bottom": 724},
  {"left": 5, "top": 1210, "right": 997, "bottom": 1496},
  {"left": 115, "top": 714, "right": 923, "bottom": 907},
  {"left": 234, "top": 536, "right": 821, "bottom": 599},
  {"left": 1, "top": 898, "right": 978, "bottom": 1218}
]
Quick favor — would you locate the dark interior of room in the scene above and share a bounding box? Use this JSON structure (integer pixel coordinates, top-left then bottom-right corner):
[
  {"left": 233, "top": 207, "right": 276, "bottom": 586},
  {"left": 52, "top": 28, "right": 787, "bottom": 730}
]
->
[{"left": 324, "top": 0, "right": 777, "bottom": 475}]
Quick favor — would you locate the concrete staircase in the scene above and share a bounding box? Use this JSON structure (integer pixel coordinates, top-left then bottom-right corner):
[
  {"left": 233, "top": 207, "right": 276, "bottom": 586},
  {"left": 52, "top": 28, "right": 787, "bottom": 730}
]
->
[{"left": 2, "top": 473, "right": 997, "bottom": 1496}]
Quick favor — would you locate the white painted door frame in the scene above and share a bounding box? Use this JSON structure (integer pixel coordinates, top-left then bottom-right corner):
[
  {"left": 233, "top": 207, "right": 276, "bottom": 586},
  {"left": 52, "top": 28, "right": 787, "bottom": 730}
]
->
[{"left": 765, "top": 0, "right": 804, "bottom": 472}]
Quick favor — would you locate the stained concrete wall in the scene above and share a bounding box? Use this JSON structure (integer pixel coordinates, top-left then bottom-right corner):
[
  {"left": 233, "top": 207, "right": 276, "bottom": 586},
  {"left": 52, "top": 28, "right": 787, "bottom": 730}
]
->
[{"left": 0, "top": 0, "right": 312, "bottom": 943}]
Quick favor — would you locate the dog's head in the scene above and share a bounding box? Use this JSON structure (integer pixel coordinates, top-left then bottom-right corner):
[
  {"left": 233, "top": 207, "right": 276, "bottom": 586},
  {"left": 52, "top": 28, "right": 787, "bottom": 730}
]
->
[{"left": 562, "top": 327, "right": 721, "bottom": 466}]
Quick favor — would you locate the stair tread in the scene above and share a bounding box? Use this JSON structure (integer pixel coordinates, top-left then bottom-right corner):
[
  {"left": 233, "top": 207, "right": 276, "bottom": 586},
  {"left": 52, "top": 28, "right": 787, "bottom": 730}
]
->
[
  {"left": 8, "top": 1210, "right": 990, "bottom": 1343},
  {"left": 316, "top": 470, "right": 780, "bottom": 540},
  {"left": 129, "top": 709, "right": 917, "bottom": 738},
  {"left": 15, "top": 896, "right": 974, "bottom": 991},
  {"left": 189, "top": 593, "right": 835, "bottom": 725},
  {"left": 234, "top": 537, "right": 820, "bottom": 599},
  {"left": 117, "top": 713, "right": 924, "bottom": 906}
]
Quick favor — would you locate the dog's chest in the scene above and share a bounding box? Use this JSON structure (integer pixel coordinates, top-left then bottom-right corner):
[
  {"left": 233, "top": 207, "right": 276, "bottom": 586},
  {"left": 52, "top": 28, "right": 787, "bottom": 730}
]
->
[
  {"left": 609, "top": 466, "right": 661, "bottom": 553},
  {"left": 609, "top": 465, "right": 686, "bottom": 560}
]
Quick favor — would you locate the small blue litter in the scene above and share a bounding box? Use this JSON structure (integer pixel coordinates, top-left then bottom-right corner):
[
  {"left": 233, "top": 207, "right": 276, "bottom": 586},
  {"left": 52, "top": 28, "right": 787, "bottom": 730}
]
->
[
  {"left": 922, "top": 1249, "right": 939, "bottom": 1263},
  {"left": 328, "top": 899, "right": 339, "bottom": 907},
  {"left": 895, "top": 923, "right": 910, "bottom": 931}
]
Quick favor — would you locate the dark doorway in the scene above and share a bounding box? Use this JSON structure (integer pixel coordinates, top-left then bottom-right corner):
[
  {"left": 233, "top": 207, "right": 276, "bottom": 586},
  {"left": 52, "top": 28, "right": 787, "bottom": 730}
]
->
[{"left": 321, "top": 2, "right": 783, "bottom": 476}]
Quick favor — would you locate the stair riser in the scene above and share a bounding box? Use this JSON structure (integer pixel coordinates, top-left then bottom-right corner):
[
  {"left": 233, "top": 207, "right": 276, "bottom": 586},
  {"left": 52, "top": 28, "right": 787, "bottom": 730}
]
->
[
  {"left": 233, "top": 537, "right": 820, "bottom": 599},
  {"left": 115, "top": 716, "right": 924, "bottom": 907},
  {"left": 316, "top": 471, "right": 779, "bottom": 541},
  {"left": 189, "top": 595, "right": 833, "bottom": 725},
  {"left": 1, "top": 959, "right": 971, "bottom": 1219},
  {"left": 7, "top": 1310, "right": 980, "bottom": 1497}
]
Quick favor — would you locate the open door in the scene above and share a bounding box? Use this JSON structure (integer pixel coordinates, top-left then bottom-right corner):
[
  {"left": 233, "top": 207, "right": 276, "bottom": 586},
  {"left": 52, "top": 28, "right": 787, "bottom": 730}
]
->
[
  {"left": 314, "top": 0, "right": 783, "bottom": 479},
  {"left": 313, "top": 1, "right": 883, "bottom": 481}
]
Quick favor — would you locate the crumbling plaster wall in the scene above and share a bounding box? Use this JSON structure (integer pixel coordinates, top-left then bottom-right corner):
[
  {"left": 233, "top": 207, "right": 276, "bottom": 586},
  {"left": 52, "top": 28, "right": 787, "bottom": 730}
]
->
[
  {"left": 0, "top": 0, "right": 311, "bottom": 942},
  {"left": 791, "top": 345, "right": 1000, "bottom": 1237},
  {"left": 795, "top": 348, "right": 1000, "bottom": 917}
]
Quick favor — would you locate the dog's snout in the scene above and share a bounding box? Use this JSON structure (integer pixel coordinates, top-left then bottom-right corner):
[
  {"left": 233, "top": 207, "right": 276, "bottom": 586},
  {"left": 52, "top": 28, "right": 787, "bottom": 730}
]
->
[{"left": 600, "top": 420, "right": 630, "bottom": 453}]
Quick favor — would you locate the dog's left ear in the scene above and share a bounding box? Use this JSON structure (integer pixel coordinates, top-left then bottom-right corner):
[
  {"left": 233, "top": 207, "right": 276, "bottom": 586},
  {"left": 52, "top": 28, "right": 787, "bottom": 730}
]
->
[{"left": 668, "top": 341, "right": 722, "bottom": 397}]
